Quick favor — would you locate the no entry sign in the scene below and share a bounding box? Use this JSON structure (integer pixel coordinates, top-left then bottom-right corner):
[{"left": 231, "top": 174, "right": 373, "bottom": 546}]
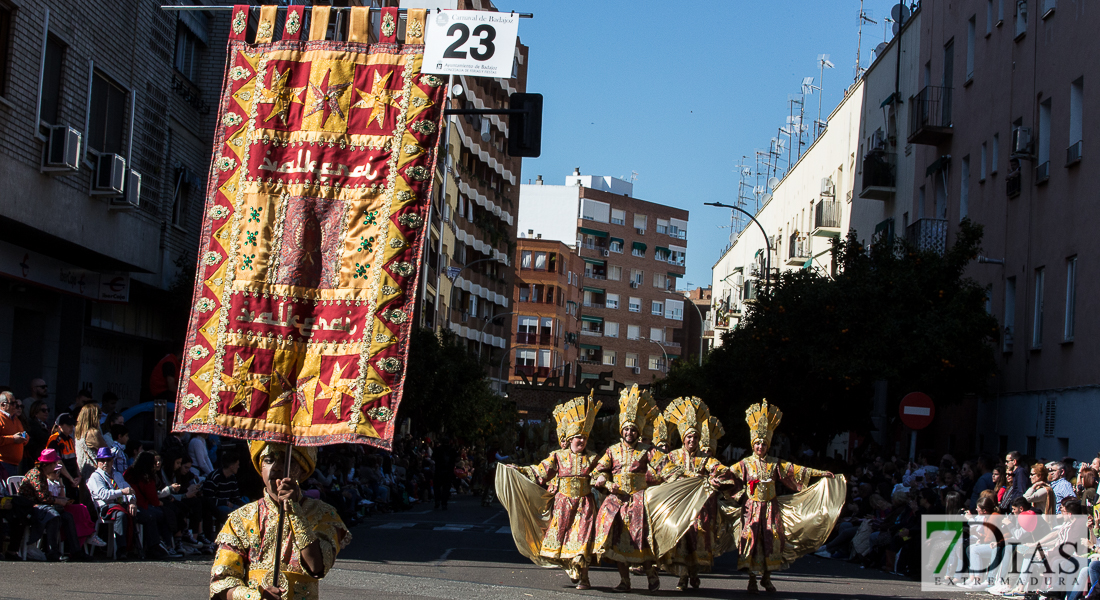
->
[{"left": 899, "top": 392, "right": 935, "bottom": 430}]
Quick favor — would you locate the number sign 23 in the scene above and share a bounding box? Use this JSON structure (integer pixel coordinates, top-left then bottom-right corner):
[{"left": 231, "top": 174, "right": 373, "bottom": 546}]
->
[{"left": 423, "top": 11, "right": 519, "bottom": 78}]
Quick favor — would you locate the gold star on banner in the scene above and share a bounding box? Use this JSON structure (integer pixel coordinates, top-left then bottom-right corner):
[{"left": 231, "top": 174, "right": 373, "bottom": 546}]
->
[
  {"left": 352, "top": 71, "right": 404, "bottom": 129},
  {"left": 257, "top": 67, "right": 306, "bottom": 125},
  {"left": 316, "top": 361, "right": 358, "bottom": 419},
  {"left": 220, "top": 353, "right": 270, "bottom": 413},
  {"left": 304, "top": 69, "right": 352, "bottom": 128}
]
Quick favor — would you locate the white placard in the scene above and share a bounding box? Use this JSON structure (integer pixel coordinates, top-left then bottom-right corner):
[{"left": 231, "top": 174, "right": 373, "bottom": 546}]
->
[{"left": 422, "top": 10, "right": 519, "bottom": 77}]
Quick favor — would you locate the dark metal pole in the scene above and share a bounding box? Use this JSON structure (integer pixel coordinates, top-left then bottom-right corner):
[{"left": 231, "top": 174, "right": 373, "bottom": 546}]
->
[
  {"left": 704, "top": 202, "right": 772, "bottom": 294},
  {"left": 270, "top": 444, "right": 294, "bottom": 591}
]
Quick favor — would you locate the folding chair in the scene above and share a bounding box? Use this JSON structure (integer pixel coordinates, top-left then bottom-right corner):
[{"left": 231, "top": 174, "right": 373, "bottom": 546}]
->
[{"left": 3, "top": 476, "right": 30, "bottom": 560}]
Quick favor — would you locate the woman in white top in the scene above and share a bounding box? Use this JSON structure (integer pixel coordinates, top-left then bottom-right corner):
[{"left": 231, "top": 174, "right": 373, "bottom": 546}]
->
[{"left": 1025, "top": 463, "right": 1055, "bottom": 515}]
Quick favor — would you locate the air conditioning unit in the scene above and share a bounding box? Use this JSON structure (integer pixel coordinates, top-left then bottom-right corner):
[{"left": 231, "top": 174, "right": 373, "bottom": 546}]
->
[
  {"left": 820, "top": 177, "right": 835, "bottom": 196},
  {"left": 1012, "top": 127, "right": 1032, "bottom": 154},
  {"left": 41, "top": 124, "right": 82, "bottom": 173},
  {"left": 870, "top": 129, "right": 886, "bottom": 151},
  {"left": 630, "top": 282, "right": 640, "bottom": 288},
  {"left": 735, "top": 273, "right": 745, "bottom": 287},
  {"left": 110, "top": 170, "right": 141, "bottom": 210},
  {"left": 636, "top": 228, "right": 645, "bottom": 235},
  {"left": 92, "top": 154, "right": 127, "bottom": 196},
  {"left": 600, "top": 249, "right": 609, "bottom": 257},
  {"left": 632, "top": 366, "right": 641, "bottom": 375}
]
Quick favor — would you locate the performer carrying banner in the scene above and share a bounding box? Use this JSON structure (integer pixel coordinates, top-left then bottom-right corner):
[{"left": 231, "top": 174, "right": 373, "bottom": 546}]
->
[
  {"left": 503, "top": 394, "right": 602, "bottom": 589},
  {"left": 211, "top": 442, "right": 350, "bottom": 600},
  {"left": 729, "top": 400, "right": 838, "bottom": 594},
  {"left": 659, "top": 398, "right": 734, "bottom": 591},
  {"left": 593, "top": 385, "right": 663, "bottom": 592}
]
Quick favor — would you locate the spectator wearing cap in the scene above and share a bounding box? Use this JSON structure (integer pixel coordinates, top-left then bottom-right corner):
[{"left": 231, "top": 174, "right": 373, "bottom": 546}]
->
[
  {"left": 87, "top": 446, "right": 136, "bottom": 552},
  {"left": 19, "top": 448, "right": 89, "bottom": 561},
  {"left": 1047, "top": 461, "right": 1077, "bottom": 506},
  {"left": 47, "top": 413, "right": 80, "bottom": 495},
  {"left": 0, "top": 391, "right": 28, "bottom": 476}
]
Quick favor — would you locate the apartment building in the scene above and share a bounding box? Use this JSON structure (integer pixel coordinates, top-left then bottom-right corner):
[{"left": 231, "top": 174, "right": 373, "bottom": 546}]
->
[
  {"left": 852, "top": 0, "right": 1100, "bottom": 459},
  {"left": 415, "top": 0, "right": 527, "bottom": 392},
  {"left": 0, "top": 1, "right": 225, "bottom": 408},
  {"left": 709, "top": 78, "right": 864, "bottom": 345},
  {"left": 673, "top": 286, "right": 710, "bottom": 364},
  {"left": 518, "top": 171, "right": 689, "bottom": 388},
  {"left": 507, "top": 237, "right": 583, "bottom": 388}
]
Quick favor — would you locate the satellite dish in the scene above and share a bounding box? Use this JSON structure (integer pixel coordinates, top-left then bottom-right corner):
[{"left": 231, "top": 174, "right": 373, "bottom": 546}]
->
[
  {"left": 762, "top": 192, "right": 773, "bottom": 203},
  {"left": 767, "top": 177, "right": 780, "bottom": 189},
  {"left": 874, "top": 42, "right": 888, "bottom": 57},
  {"left": 890, "top": 3, "right": 911, "bottom": 24},
  {"left": 451, "top": 83, "right": 464, "bottom": 96}
]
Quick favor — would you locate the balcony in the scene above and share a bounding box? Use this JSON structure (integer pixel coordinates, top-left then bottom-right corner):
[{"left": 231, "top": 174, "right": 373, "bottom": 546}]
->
[
  {"left": 860, "top": 151, "right": 897, "bottom": 200},
  {"left": 1066, "top": 140, "right": 1082, "bottom": 167},
  {"left": 579, "top": 329, "right": 603, "bottom": 336},
  {"left": 908, "top": 85, "right": 953, "bottom": 145},
  {"left": 515, "top": 332, "right": 553, "bottom": 345},
  {"left": 785, "top": 233, "right": 810, "bottom": 266},
  {"left": 812, "top": 199, "right": 842, "bottom": 237},
  {"left": 513, "top": 365, "right": 553, "bottom": 378},
  {"left": 905, "top": 218, "right": 948, "bottom": 255},
  {"left": 1006, "top": 171, "right": 1022, "bottom": 198}
]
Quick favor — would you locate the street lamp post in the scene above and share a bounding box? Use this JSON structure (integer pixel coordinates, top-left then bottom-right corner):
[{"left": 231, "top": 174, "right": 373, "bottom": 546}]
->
[
  {"left": 704, "top": 201, "right": 773, "bottom": 294},
  {"left": 683, "top": 285, "right": 706, "bottom": 366},
  {"left": 477, "top": 310, "right": 518, "bottom": 359},
  {"left": 446, "top": 256, "right": 505, "bottom": 339},
  {"left": 646, "top": 338, "right": 670, "bottom": 374}
]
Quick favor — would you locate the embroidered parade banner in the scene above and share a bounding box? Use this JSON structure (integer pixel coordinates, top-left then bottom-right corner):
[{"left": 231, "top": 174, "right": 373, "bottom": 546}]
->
[{"left": 173, "top": 6, "right": 446, "bottom": 449}]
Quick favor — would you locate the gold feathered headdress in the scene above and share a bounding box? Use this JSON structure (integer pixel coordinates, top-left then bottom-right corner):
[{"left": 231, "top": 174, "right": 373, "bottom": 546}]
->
[
  {"left": 552, "top": 392, "right": 602, "bottom": 445},
  {"left": 700, "top": 416, "right": 725, "bottom": 454},
  {"left": 745, "top": 399, "right": 782, "bottom": 447},
  {"left": 646, "top": 413, "right": 670, "bottom": 448},
  {"left": 618, "top": 384, "right": 657, "bottom": 432},
  {"left": 664, "top": 396, "right": 710, "bottom": 442}
]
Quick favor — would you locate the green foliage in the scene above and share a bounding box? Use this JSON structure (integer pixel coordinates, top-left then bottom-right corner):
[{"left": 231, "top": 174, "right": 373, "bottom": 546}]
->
[
  {"left": 658, "top": 219, "right": 998, "bottom": 447},
  {"left": 400, "top": 328, "right": 516, "bottom": 445}
]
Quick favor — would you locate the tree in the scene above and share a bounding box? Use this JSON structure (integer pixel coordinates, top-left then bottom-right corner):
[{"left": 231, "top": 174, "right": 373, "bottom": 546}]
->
[
  {"left": 658, "top": 219, "right": 998, "bottom": 448},
  {"left": 399, "top": 328, "right": 516, "bottom": 445}
]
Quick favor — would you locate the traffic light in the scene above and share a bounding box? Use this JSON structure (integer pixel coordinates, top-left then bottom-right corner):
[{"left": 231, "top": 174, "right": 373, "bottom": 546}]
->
[{"left": 507, "top": 92, "right": 542, "bottom": 158}]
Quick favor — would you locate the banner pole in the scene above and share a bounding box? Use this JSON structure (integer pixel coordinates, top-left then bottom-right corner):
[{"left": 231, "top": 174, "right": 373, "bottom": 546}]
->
[
  {"left": 159, "top": 5, "right": 534, "bottom": 17},
  {"left": 270, "top": 444, "right": 294, "bottom": 592}
]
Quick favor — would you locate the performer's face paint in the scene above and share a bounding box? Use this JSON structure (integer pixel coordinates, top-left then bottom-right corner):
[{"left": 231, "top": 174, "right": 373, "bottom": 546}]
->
[
  {"left": 621, "top": 425, "right": 639, "bottom": 444},
  {"left": 569, "top": 436, "right": 587, "bottom": 453},
  {"left": 683, "top": 432, "right": 699, "bottom": 454},
  {"left": 753, "top": 439, "right": 768, "bottom": 457}
]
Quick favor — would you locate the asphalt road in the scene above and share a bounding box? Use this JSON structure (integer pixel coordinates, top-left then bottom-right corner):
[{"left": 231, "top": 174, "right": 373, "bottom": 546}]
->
[{"left": 2, "top": 494, "right": 971, "bottom": 599}]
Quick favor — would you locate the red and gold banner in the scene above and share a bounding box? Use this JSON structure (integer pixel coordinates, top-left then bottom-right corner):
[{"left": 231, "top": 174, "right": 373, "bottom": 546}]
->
[{"left": 173, "top": 6, "right": 445, "bottom": 449}]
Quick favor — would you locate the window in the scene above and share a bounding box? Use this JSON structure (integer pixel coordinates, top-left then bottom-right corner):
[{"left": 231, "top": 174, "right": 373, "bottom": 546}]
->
[
  {"left": 1032, "top": 267, "right": 1044, "bottom": 348},
  {"left": 992, "top": 133, "right": 1000, "bottom": 173},
  {"left": 611, "top": 208, "right": 626, "bottom": 225},
  {"left": 651, "top": 300, "right": 663, "bottom": 316},
  {"left": 605, "top": 322, "right": 619, "bottom": 338},
  {"left": 627, "top": 325, "right": 640, "bottom": 340},
  {"left": 625, "top": 353, "right": 638, "bottom": 368},
  {"left": 654, "top": 248, "right": 670, "bottom": 262},
  {"left": 38, "top": 35, "right": 66, "bottom": 133},
  {"left": 516, "top": 349, "right": 536, "bottom": 369},
  {"left": 521, "top": 251, "right": 531, "bottom": 269},
  {"left": 632, "top": 245, "right": 645, "bottom": 258},
  {"left": 539, "top": 350, "right": 552, "bottom": 368},
  {"left": 533, "top": 252, "right": 547, "bottom": 270},
  {"left": 980, "top": 142, "right": 988, "bottom": 181},
  {"left": 608, "top": 265, "right": 622, "bottom": 281},
  {"left": 918, "top": 186, "right": 926, "bottom": 219},
  {"left": 0, "top": 5, "right": 11, "bottom": 97},
  {"left": 665, "top": 299, "right": 684, "bottom": 321},
  {"left": 998, "top": 0, "right": 1005, "bottom": 23},
  {"left": 966, "top": 17, "right": 976, "bottom": 80},
  {"left": 1015, "top": 0, "right": 1028, "bottom": 38},
  {"left": 548, "top": 253, "right": 558, "bottom": 273},
  {"left": 633, "top": 214, "right": 647, "bottom": 232},
  {"left": 609, "top": 239, "right": 623, "bottom": 253},
  {"left": 628, "top": 297, "right": 641, "bottom": 313},
  {"left": 1037, "top": 98, "right": 1051, "bottom": 178},
  {"left": 175, "top": 25, "right": 202, "bottom": 83},
  {"left": 1004, "top": 276, "right": 1016, "bottom": 352},
  {"left": 987, "top": 0, "right": 995, "bottom": 33},
  {"left": 656, "top": 218, "right": 669, "bottom": 234},
  {"left": 519, "top": 286, "right": 530, "bottom": 302},
  {"left": 1042, "top": 0, "right": 1056, "bottom": 18},
  {"left": 650, "top": 327, "right": 663, "bottom": 342},
  {"left": 87, "top": 71, "right": 128, "bottom": 154},
  {"left": 960, "top": 155, "right": 970, "bottom": 220},
  {"left": 1064, "top": 257, "right": 1076, "bottom": 341},
  {"left": 630, "top": 269, "right": 643, "bottom": 285},
  {"left": 602, "top": 350, "right": 616, "bottom": 366},
  {"left": 1069, "top": 77, "right": 1083, "bottom": 162},
  {"left": 606, "top": 293, "right": 620, "bottom": 309},
  {"left": 653, "top": 273, "right": 667, "bottom": 289},
  {"left": 648, "top": 355, "right": 664, "bottom": 371},
  {"left": 669, "top": 248, "right": 686, "bottom": 266},
  {"left": 942, "top": 40, "right": 954, "bottom": 119},
  {"left": 468, "top": 294, "right": 478, "bottom": 316}
]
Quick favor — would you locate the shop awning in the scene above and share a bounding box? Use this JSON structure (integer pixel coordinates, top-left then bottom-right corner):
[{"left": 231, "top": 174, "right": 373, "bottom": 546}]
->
[
  {"left": 667, "top": 271, "right": 683, "bottom": 278},
  {"left": 582, "top": 257, "right": 606, "bottom": 266},
  {"left": 880, "top": 92, "right": 898, "bottom": 107},
  {"left": 580, "top": 315, "right": 604, "bottom": 323},
  {"left": 655, "top": 246, "right": 670, "bottom": 255},
  {"left": 578, "top": 227, "right": 608, "bottom": 238},
  {"left": 579, "top": 372, "right": 599, "bottom": 379},
  {"left": 582, "top": 286, "right": 605, "bottom": 294},
  {"left": 926, "top": 155, "right": 951, "bottom": 177},
  {"left": 632, "top": 241, "right": 647, "bottom": 252},
  {"left": 609, "top": 237, "right": 624, "bottom": 246},
  {"left": 579, "top": 343, "right": 602, "bottom": 350}
]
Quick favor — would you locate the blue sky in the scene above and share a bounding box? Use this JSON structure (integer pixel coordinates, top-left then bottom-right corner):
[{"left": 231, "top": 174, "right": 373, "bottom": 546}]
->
[{"left": 511, "top": 1, "right": 903, "bottom": 288}]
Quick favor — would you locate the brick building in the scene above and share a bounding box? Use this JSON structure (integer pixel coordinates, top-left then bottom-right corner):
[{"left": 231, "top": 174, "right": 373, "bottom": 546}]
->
[
  {"left": 508, "top": 237, "right": 583, "bottom": 389},
  {"left": 518, "top": 171, "right": 689, "bottom": 389},
  {"left": 0, "top": 0, "right": 226, "bottom": 410},
  {"left": 673, "top": 286, "right": 710, "bottom": 364}
]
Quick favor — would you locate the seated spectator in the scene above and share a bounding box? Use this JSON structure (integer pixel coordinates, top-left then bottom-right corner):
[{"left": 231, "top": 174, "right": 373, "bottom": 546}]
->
[
  {"left": 1025, "top": 463, "right": 1055, "bottom": 514},
  {"left": 44, "top": 460, "right": 103, "bottom": 551},
  {"left": 1048, "top": 461, "right": 1077, "bottom": 506},
  {"left": 0, "top": 391, "right": 27, "bottom": 476},
  {"left": 0, "top": 465, "right": 36, "bottom": 560},
  {"left": 87, "top": 446, "right": 136, "bottom": 553},
  {"left": 189, "top": 432, "right": 214, "bottom": 477},
  {"left": 159, "top": 451, "right": 207, "bottom": 555},
  {"left": 102, "top": 413, "right": 124, "bottom": 446},
  {"left": 124, "top": 451, "right": 181, "bottom": 558},
  {"left": 19, "top": 449, "right": 89, "bottom": 561},
  {"left": 202, "top": 451, "right": 244, "bottom": 532},
  {"left": 124, "top": 437, "right": 143, "bottom": 468}
]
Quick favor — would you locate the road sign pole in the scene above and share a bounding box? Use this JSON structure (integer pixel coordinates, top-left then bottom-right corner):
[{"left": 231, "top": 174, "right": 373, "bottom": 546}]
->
[{"left": 909, "top": 430, "right": 917, "bottom": 461}]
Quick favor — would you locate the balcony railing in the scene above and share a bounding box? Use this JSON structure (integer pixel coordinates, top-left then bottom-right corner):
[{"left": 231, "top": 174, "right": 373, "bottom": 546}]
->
[
  {"left": 658, "top": 340, "right": 681, "bottom": 348},
  {"left": 1067, "top": 140, "right": 1082, "bottom": 166},
  {"left": 513, "top": 365, "right": 553, "bottom": 378},
  {"left": 786, "top": 234, "right": 809, "bottom": 266},
  {"left": 813, "top": 199, "right": 842, "bottom": 236},
  {"left": 905, "top": 218, "right": 948, "bottom": 255},
  {"left": 579, "top": 329, "right": 603, "bottom": 336},
  {"left": 515, "top": 332, "right": 553, "bottom": 345},
  {"left": 582, "top": 302, "right": 605, "bottom": 309},
  {"left": 908, "top": 85, "right": 953, "bottom": 145},
  {"left": 860, "top": 151, "right": 897, "bottom": 200}
]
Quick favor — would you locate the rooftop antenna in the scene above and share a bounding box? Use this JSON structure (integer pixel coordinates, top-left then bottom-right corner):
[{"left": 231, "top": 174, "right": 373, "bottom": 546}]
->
[
  {"left": 816, "top": 54, "right": 835, "bottom": 139},
  {"left": 856, "top": 1, "right": 877, "bottom": 82}
]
